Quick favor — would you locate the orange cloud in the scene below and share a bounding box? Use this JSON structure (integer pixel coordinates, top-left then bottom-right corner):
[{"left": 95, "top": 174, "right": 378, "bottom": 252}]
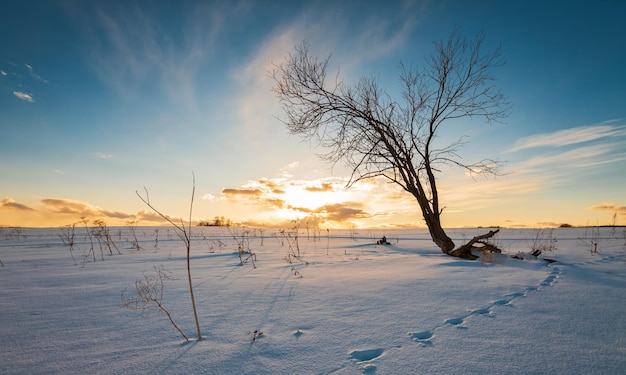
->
[
  {"left": 0, "top": 196, "right": 215, "bottom": 228},
  {"left": 264, "top": 198, "right": 286, "bottom": 209},
  {"left": 1, "top": 198, "right": 35, "bottom": 211},
  {"left": 305, "top": 183, "right": 335, "bottom": 192},
  {"left": 257, "top": 178, "right": 286, "bottom": 194},
  {"left": 135, "top": 210, "right": 178, "bottom": 224},
  {"left": 216, "top": 175, "right": 408, "bottom": 226},
  {"left": 40, "top": 198, "right": 133, "bottom": 220},
  {"left": 315, "top": 202, "right": 371, "bottom": 222},
  {"left": 588, "top": 202, "right": 626, "bottom": 216},
  {"left": 221, "top": 188, "right": 263, "bottom": 198}
]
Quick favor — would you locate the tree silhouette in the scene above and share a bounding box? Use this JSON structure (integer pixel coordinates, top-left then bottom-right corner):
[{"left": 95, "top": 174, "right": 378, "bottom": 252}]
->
[{"left": 272, "top": 28, "right": 509, "bottom": 259}]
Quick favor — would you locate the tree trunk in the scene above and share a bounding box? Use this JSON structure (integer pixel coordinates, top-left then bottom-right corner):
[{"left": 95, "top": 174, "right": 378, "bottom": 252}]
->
[
  {"left": 423, "top": 213, "right": 501, "bottom": 260},
  {"left": 423, "top": 213, "right": 455, "bottom": 254}
]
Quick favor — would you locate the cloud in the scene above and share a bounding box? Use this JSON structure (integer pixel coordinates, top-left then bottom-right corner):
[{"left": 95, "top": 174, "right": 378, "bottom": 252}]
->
[
  {"left": 313, "top": 202, "right": 371, "bottom": 222},
  {"left": 13, "top": 91, "right": 34, "bottom": 102},
  {"left": 1, "top": 198, "right": 35, "bottom": 211},
  {"left": 233, "top": 1, "right": 425, "bottom": 137},
  {"left": 221, "top": 188, "right": 263, "bottom": 198},
  {"left": 1, "top": 70, "right": 6, "bottom": 76},
  {"left": 305, "top": 183, "right": 335, "bottom": 193},
  {"left": 201, "top": 193, "right": 218, "bottom": 201},
  {"left": 24, "top": 63, "right": 46, "bottom": 82},
  {"left": 588, "top": 202, "right": 626, "bottom": 216},
  {"left": 509, "top": 122, "right": 626, "bottom": 152},
  {"left": 265, "top": 198, "right": 286, "bottom": 209},
  {"left": 280, "top": 162, "right": 300, "bottom": 177},
  {"left": 134, "top": 210, "right": 180, "bottom": 224},
  {"left": 97, "top": 152, "right": 113, "bottom": 159},
  {"left": 68, "top": 2, "right": 229, "bottom": 106},
  {"left": 257, "top": 178, "right": 286, "bottom": 194},
  {"left": 216, "top": 174, "right": 407, "bottom": 226},
  {"left": 40, "top": 198, "right": 133, "bottom": 220}
]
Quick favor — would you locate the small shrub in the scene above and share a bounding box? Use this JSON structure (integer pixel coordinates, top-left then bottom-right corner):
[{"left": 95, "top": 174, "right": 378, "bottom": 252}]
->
[
  {"left": 126, "top": 220, "right": 143, "bottom": 251},
  {"left": 579, "top": 226, "right": 600, "bottom": 255},
  {"left": 59, "top": 223, "right": 78, "bottom": 265},
  {"left": 122, "top": 265, "right": 188, "bottom": 341},
  {"left": 92, "top": 220, "right": 121, "bottom": 259},
  {"left": 80, "top": 218, "right": 96, "bottom": 262},
  {"left": 229, "top": 227, "right": 256, "bottom": 268},
  {"left": 153, "top": 229, "right": 159, "bottom": 252},
  {"left": 530, "top": 229, "right": 557, "bottom": 257}
]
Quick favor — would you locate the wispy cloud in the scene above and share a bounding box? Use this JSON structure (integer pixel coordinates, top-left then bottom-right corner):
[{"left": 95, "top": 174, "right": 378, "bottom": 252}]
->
[
  {"left": 588, "top": 202, "right": 626, "bottom": 217},
  {"left": 234, "top": 1, "right": 425, "bottom": 137},
  {"left": 1, "top": 70, "right": 6, "bottom": 76},
  {"left": 25, "top": 63, "right": 47, "bottom": 83},
  {"left": 13, "top": 91, "right": 34, "bottom": 102},
  {"left": 97, "top": 152, "right": 113, "bottom": 159},
  {"left": 440, "top": 128, "right": 626, "bottom": 216},
  {"left": 508, "top": 122, "right": 626, "bottom": 152},
  {"left": 70, "top": 2, "right": 228, "bottom": 106}
]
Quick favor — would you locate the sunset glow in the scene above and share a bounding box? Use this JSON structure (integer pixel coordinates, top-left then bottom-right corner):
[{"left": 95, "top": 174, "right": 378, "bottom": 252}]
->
[{"left": 1, "top": 1, "right": 625, "bottom": 229}]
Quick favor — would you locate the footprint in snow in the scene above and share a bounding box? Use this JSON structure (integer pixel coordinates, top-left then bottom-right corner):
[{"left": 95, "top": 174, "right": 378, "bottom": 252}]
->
[
  {"left": 349, "top": 348, "right": 385, "bottom": 374},
  {"left": 471, "top": 307, "right": 492, "bottom": 316},
  {"left": 350, "top": 348, "right": 384, "bottom": 362},
  {"left": 408, "top": 265, "right": 563, "bottom": 347},
  {"left": 445, "top": 317, "right": 466, "bottom": 326},
  {"left": 408, "top": 331, "right": 434, "bottom": 346},
  {"left": 539, "top": 267, "right": 560, "bottom": 287}
]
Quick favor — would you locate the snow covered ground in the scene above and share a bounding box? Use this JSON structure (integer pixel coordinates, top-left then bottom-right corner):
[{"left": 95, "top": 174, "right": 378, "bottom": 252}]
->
[{"left": 1, "top": 226, "right": 625, "bottom": 374}]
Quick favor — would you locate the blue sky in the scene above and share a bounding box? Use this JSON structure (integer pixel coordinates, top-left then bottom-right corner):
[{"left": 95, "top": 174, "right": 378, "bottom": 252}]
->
[{"left": 1, "top": 0, "right": 625, "bottom": 228}]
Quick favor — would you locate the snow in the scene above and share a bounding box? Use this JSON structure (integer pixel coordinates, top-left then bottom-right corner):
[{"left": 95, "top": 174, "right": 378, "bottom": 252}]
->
[{"left": 1, "top": 226, "right": 625, "bottom": 374}]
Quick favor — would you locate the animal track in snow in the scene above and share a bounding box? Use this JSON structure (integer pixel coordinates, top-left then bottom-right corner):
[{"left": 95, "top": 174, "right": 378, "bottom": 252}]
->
[
  {"left": 539, "top": 268, "right": 560, "bottom": 287},
  {"left": 349, "top": 348, "right": 384, "bottom": 362},
  {"left": 349, "top": 348, "right": 385, "bottom": 374},
  {"left": 408, "top": 264, "right": 562, "bottom": 347},
  {"left": 471, "top": 307, "right": 492, "bottom": 316},
  {"left": 408, "top": 331, "right": 434, "bottom": 346},
  {"left": 445, "top": 317, "right": 465, "bottom": 326}
]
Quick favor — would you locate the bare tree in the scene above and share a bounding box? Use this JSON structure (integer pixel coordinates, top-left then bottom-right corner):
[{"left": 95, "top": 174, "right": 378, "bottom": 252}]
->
[{"left": 272, "top": 28, "right": 509, "bottom": 259}]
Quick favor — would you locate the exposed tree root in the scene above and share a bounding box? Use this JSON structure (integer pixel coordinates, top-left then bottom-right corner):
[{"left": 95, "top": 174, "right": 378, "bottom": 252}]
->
[{"left": 448, "top": 229, "right": 501, "bottom": 260}]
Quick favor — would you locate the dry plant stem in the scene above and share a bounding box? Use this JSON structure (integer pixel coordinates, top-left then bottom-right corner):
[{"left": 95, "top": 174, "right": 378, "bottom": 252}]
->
[
  {"left": 127, "top": 220, "right": 143, "bottom": 250},
  {"left": 228, "top": 227, "right": 256, "bottom": 267},
  {"left": 122, "top": 266, "right": 189, "bottom": 341},
  {"left": 81, "top": 218, "right": 96, "bottom": 262},
  {"left": 136, "top": 173, "right": 202, "bottom": 341},
  {"left": 60, "top": 223, "right": 78, "bottom": 265}
]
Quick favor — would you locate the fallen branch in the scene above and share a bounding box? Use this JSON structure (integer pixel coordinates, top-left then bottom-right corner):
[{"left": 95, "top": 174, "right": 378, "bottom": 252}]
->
[{"left": 449, "top": 229, "right": 501, "bottom": 260}]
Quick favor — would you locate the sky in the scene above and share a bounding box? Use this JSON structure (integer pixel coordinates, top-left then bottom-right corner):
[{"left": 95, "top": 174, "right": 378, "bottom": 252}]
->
[{"left": 1, "top": 0, "right": 625, "bottom": 229}]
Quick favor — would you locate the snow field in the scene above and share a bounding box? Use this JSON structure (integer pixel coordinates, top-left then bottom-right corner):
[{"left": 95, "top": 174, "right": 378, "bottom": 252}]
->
[{"left": 1, "top": 227, "right": 625, "bottom": 374}]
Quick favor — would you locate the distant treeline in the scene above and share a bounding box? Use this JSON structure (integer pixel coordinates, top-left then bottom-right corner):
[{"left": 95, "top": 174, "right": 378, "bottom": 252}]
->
[{"left": 197, "top": 216, "right": 232, "bottom": 227}]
